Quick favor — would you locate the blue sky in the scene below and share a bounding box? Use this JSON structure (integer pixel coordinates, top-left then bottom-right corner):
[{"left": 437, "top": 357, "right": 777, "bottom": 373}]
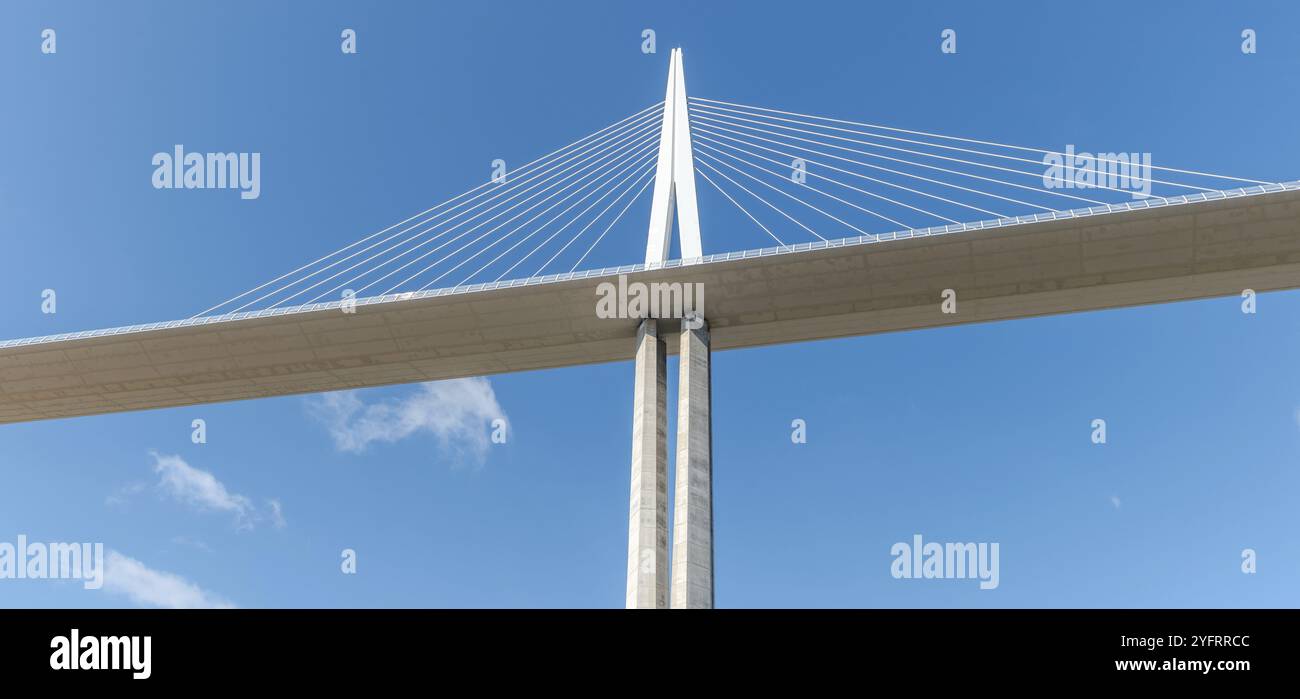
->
[{"left": 1, "top": 0, "right": 1298, "bottom": 608}]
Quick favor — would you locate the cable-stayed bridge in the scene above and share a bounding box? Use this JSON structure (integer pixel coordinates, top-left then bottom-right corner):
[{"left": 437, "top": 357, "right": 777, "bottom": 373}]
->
[{"left": 3, "top": 50, "right": 1299, "bottom": 607}]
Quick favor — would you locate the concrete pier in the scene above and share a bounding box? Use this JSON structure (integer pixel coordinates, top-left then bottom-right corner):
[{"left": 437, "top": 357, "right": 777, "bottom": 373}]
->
[
  {"left": 671, "top": 316, "right": 713, "bottom": 609},
  {"left": 626, "top": 318, "right": 669, "bottom": 608}
]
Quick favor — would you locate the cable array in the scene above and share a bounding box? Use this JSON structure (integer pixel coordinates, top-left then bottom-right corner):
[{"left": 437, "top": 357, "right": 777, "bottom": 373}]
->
[
  {"left": 198, "top": 94, "right": 1286, "bottom": 318},
  {"left": 687, "top": 96, "right": 1278, "bottom": 249},
  {"left": 195, "top": 103, "right": 663, "bottom": 317}
]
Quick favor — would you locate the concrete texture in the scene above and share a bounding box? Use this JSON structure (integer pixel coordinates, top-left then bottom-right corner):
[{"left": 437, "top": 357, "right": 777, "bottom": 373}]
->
[
  {"left": 626, "top": 319, "right": 669, "bottom": 609},
  {"left": 3, "top": 188, "right": 1300, "bottom": 424},
  {"left": 670, "top": 318, "right": 713, "bottom": 609}
]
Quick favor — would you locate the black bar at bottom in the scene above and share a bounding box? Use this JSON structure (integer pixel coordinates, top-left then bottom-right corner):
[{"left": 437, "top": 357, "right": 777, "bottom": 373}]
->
[{"left": 0, "top": 609, "right": 1288, "bottom": 685}]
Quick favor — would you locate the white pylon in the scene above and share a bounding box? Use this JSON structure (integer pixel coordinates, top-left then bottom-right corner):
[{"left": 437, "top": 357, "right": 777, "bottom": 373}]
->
[{"left": 645, "top": 48, "right": 702, "bottom": 265}]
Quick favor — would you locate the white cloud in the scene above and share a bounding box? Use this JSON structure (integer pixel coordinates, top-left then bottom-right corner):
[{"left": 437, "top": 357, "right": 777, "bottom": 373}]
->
[
  {"left": 169, "top": 536, "right": 213, "bottom": 553},
  {"left": 150, "top": 452, "right": 255, "bottom": 529},
  {"left": 308, "top": 378, "right": 506, "bottom": 464},
  {"left": 143, "top": 452, "right": 282, "bottom": 531},
  {"left": 267, "top": 498, "right": 287, "bottom": 529},
  {"left": 103, "top": 550, "right": 235, "bottom": 609},
  {"left": 1110, "top": 495, "right": 1122, "bottom": 510},
  {"left": 105, "top": 482, "right": 147, "bottom": 508}
]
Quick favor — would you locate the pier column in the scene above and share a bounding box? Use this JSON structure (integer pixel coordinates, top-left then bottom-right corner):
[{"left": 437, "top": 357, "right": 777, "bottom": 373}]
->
[
  {"left": 671, "top": 316, "right": 713, "bottom": 609},
  {"left": 626, "top": 318, "right": 669, "bottom": 608}
]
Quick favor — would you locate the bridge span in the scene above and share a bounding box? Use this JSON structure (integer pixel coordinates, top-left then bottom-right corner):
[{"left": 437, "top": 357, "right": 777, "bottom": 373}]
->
[{"left": 3, "top": 184, "right": 1298, "bottom": 425}]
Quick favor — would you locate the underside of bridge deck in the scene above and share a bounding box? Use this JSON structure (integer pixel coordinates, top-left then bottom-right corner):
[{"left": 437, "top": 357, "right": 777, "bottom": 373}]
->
[{"left": 2, "top": 187, "right": 1299, "bottom": 424}]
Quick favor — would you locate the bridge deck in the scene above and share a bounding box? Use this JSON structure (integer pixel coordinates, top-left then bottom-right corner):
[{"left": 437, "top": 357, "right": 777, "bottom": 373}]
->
[{"left": 2, "top": 187, "right": 1299, "bottom": 423}]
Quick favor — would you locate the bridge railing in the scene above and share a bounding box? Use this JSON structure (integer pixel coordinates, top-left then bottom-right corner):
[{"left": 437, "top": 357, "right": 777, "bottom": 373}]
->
[{"left": 2, "top": 180, "right": 1297, "bottom": 351}]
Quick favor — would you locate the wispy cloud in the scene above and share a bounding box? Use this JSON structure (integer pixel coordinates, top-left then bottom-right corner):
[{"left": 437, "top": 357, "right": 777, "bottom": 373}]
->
[
  {"left": 103, "top": 550, "right": 235, "bottom": 609},
  {"left": 151, "top": 452, "right": 255, "bottom": 528},
  {"left": 112, "top": 453, "right": 283, "bottom": 531},
  {"left": 1110, "top": 495, "right": 1122, "bottom": 510},
  {"left": 169, "top": 536, "right": 213, "bottom": 553},
  {"left": 105, "top": 482, "right": 147, "bottom": 508},
  {"left": 266, "top": 498, "right": 287, "bottom": 529},
  {"left": 308, "top": 378, "right": 506, "bottom": 465}
]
